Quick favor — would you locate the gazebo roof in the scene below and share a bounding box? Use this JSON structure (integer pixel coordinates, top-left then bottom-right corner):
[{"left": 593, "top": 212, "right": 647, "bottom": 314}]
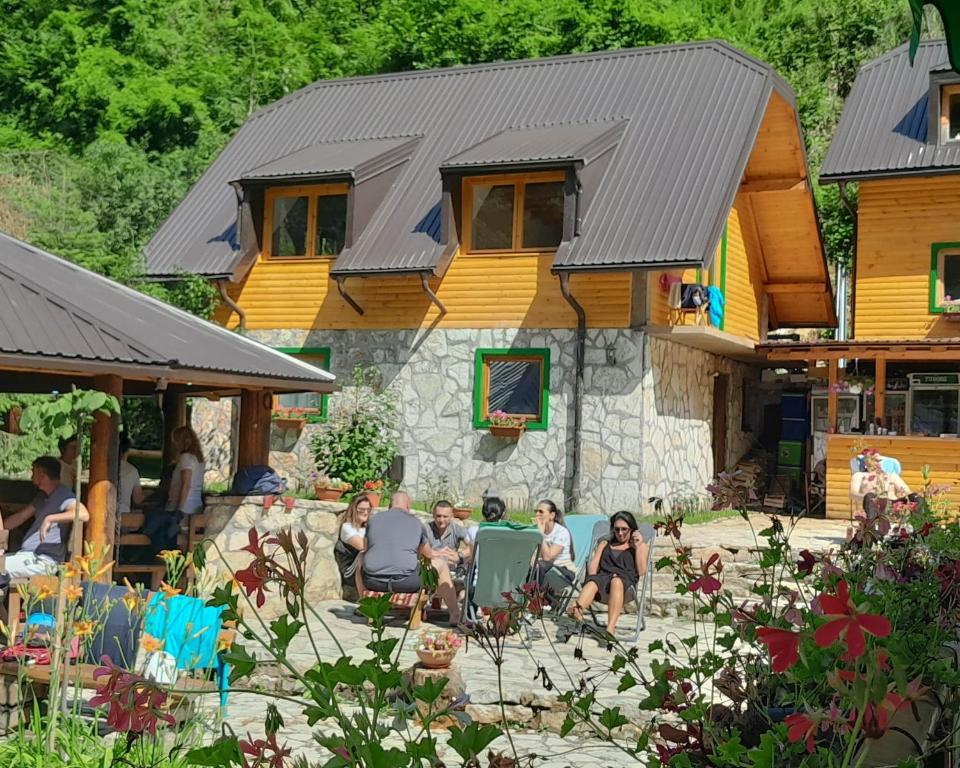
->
[{"left": 0, "top": 232, "right": 335, "bottom": 394}]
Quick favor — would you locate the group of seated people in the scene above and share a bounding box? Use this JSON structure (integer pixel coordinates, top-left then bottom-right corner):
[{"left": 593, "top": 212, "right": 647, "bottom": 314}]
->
[
  {"left": 0, "top": 424, "right": 209, "bottom": 580},
  {"left": 335, "top": 489, "right": 649, "bottom": 635}
]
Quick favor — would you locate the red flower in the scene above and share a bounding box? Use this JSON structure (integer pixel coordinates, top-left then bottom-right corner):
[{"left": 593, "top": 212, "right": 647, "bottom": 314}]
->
[
  {"left": 756, "top": 627, "right": 801, "bottom": 673},
  {"left": 785, "top": 712, "right": 817, "bottom": 753},
  {"left": 242, "top": 528, "right": 268, "bottom": 557},
  {"left": 235, "top": 561, "right": 271, "bottom": 608},
  {"left": 813, "top": 580, "right": 891, "bottom": 661},
  {"left": 90, "top": 656, "right": 175, "bottom": 735},
  {"left": 240, "top": 732, "right": 293, "bottom": 768},
  {"left": 688, "top": 553, "right": 723, "bottom": 595},
  {"left": 796, "top": 549, "right": 816, "bottom": 576},
  {"left": 858, "top": 691, "right": 905, "bottom": 739}
]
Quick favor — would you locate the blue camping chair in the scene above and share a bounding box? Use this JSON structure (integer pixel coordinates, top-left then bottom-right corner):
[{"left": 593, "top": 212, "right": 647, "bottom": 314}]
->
[
  {"left": 546, "top": 515, "right": 607, "bottom": 613},
  {"left": 144, "top": 593, "right": 231, "bottom": 711}
]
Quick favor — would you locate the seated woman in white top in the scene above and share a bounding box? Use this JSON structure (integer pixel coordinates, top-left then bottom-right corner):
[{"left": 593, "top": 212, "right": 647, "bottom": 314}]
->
[
  {"left": 531, "top": 499, "right": 575, "bottom": 585},
  {"left": 335, "top": 494, "right": 373, "bottom": 596},
  {"left": 165, "top": 426, "right": 206, "bottom": 517}
]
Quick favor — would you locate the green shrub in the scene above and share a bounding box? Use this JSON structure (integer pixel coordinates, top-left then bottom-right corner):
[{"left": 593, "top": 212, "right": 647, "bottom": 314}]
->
[{"left": 311, "top": 366, "right": 399, "bottom": 491}]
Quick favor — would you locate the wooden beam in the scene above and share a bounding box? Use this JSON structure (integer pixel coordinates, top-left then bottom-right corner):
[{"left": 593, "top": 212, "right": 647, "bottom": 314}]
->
[
  {"left": 238, "top": 389, "right": 272, "bottom": 468},
  {"left": 827, "top": 359, "right": 840, "bottom": 434},
  {"left": 875, "top": 356, "right": 887, "bottom": 429},
  {"left": 86, "top": 374, "right": 122, "bottom": 575},
  {"left": 763, "top": 282, "right": 828, "bottom": 294},
  {"left": 763, "top": 345, "right": 960, "bottom": 362},
  {"left": 759, "top": 294, "right": 769, "bottom": 342},
  {"left": 162, "top": 394, "right": 187, "bottom": 467},
  {"left": 739, "top": 178, "right": 807, "bottom": 194}
]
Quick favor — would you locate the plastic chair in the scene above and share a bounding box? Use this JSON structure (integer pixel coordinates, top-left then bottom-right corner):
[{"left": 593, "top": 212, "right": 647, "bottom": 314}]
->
[
  {"left": 143, "top": 593, "right": 230, "bottom": 711},
  {"left": 464, "top": 527, "right": 542, "bottom": 639}
]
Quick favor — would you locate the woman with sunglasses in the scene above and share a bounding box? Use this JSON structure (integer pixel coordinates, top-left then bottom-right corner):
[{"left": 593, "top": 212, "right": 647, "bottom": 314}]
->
[{"left": 568, "top": 511, "right": 648, "bottom": 637}]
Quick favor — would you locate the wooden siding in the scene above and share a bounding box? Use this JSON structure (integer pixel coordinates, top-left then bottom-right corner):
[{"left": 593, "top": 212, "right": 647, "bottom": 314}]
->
[
  {"left": 826, "top": 434, "right": 960, "bottom": 518},
  {"left": 216, "top": 252, "right": 632, "bottom": 330},
  {"left": 856, "top": 176, "right": 960, "bottom": 339},
  {"left": 722, "top": 204, "right": 761, "bottom": 339}
]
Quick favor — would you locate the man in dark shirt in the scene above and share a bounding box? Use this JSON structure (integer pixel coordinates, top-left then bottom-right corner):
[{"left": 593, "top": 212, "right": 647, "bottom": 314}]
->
[
  {"left": 2, "top": 456, "right": 89, "bottom": 576},
  {"left": 362, "top": 491, "right": 461, "bottom": 624}
]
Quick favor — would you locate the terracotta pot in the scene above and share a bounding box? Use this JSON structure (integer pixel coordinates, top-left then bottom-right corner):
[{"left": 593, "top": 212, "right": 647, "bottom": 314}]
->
[
  {"left": 488, "top": 425, "right": 525, "bottom": 440},
  {"left": 315, "top": 486, "right": 345, "bottom": 502},
  {"left": 364, "top": 493, "right": 382, "bottom": 508},
  {"left": 416, "top": 648, "right": 457, "bottom": 669},
  {"left": 452, "top": 507, "right": 472, "bottom": 521}
]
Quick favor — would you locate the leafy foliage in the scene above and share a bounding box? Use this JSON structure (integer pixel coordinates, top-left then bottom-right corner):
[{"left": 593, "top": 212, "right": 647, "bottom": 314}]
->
[
  {"left": 0, "top": 0, "right": 930, "bottom": 290},
  {"left": 311, "top": 366, "right": 400, "bottom": 491}
]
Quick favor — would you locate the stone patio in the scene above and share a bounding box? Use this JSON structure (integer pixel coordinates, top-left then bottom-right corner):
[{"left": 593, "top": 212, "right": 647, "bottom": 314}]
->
[{"left": 203, "top": 514, "right": 850, "bottom": 765}]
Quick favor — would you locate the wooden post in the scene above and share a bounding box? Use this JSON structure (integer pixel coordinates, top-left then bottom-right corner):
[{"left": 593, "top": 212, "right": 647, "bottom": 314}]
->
[
  {"left": 759, "top": 294, "right": 770, "bottom": 341},
  {"left": 238, "top": 389, "right": 272, "bottom": 468},
  {"left": 827, "top": 359, "right": 840, "bottom": 433},
  {"left": 162, "top": 393, "right": 187, "bottom": 467},
  {"left": 875, "top": 356, "right": 887, "bottom": 428},
  {"left": 86, "top": 375, "right": 122, "bottom": 573}
]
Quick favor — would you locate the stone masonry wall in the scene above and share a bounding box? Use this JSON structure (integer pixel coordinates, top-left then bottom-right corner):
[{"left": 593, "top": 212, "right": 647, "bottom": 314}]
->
[{"left": 193, "top": 328, "right": 756, "bottom": 515}]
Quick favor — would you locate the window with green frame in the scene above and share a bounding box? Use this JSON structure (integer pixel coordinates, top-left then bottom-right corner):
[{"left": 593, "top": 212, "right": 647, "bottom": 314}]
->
[
  {"left": 273, "top": 347, "right": 331, "bottom": 420},
  {"left": 472, "top": 348, "right": 550, "bottom": 430},
  {"left": 929, "top": 242, "right": 960, "bottom": 313}
]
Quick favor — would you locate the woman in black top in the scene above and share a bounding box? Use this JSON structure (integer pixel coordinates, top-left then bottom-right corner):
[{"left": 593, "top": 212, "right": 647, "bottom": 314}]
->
[{"left": 568, "top": 511, "right": 648, "bottom": 637}]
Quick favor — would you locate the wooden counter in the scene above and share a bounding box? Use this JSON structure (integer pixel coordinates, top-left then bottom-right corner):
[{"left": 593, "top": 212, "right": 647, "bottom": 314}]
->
[{"left": 826, "top": 435, "right": 960, "bottom": 518}]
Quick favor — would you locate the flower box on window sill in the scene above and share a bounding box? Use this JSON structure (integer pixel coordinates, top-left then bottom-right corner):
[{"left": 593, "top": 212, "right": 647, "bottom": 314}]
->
[
  {"left": 488, "top": 424, "right": 525, "bottom": 440},
  {"left": 944, "top": 312, "right": 960, "bottom": 323},
  {"left": 273, "top": 417, "right": 307, "bottom": 430}
]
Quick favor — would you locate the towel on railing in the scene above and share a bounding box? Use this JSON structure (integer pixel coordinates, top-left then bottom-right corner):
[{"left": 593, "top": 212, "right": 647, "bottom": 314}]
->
[{"left": 706, "top": 286, "right": 725, "bottom": 327}]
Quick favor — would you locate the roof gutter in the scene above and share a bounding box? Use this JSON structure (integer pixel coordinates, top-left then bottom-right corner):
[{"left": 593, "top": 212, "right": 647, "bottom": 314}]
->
[
  {"left": 217, "top": 279, "right": 246, "bottom": 333},
  {"left": 419, "top": 273, "right": 447, "bottom": 315},
  {"left": 838, "top": 181, "right": 858, "bottom": 339},
  {"left": 335, "top": 276, "right": 365, "bottom": 315},
  {"left": 559, "top": 273, "right": 585, "bottom": 512}
]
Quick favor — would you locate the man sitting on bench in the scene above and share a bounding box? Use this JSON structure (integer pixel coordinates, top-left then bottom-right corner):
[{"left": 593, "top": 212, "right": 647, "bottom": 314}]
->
[
  {"left": 362, "top": 491, "right": 461, "bottom": 626},
  {"left": 1, "top": 456, "right": 89, "bottom": 578}
]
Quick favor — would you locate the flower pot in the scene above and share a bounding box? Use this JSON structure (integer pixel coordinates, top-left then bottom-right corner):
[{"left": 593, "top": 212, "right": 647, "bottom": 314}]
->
[
  {"left": 416, "top": 648, "right": 457, "bottom": 669},
  {"left": 365, "top": 493, "right": 382, "bottom": 508},
  {"left": 452, "top": 507, "right": 472, "bottom": 521},
  {"left": 315, "top": 486, "right": 345, "bottom": 502},
  {"left": 282, "top": 496, "right": 296, "bottom": 512},
  {"left": 945, "top": 313, "right": 960, "bottom": 323},
  {"left": 273, "top": 417, "right": 306, "bottom": 430},
  {"left": 488, "top": 425, "right": 525, "bottom": 440}
]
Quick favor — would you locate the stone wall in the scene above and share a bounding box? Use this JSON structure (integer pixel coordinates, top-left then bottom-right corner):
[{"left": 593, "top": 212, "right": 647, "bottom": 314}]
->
[
  {"left": 193, "top": 328, "right": 757, "bottom": 515},
  {"left": 201, "top": 494, "right": 346, "bottom": 618}
]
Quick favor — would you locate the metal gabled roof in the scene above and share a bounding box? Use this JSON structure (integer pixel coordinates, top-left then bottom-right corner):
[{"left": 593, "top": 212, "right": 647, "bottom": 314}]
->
[
  {"left": 821, "top": 41, "right": 960, "bottom": 183},
  {"left": 0, "top": 232, "right": 335, "bottom": 391},
  {"left": 236, "top": 136, "right": 421, "bottom": 184},
  {"left": 439, "top": 120, "right": 626, "bottom": 170},
  {"left": 145, "top": 40, "right": 794, "bottom": 278}
]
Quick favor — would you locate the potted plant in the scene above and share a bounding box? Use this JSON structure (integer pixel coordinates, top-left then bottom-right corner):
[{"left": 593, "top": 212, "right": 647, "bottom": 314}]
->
[
  {"left": 415, "top": 630, "right": 462, "bottom": 669},
  {"left": 272, "top": 406, "right": 308, "bottom": 430},
  {"left": 314, "top": 476, "right": 351, "bottom": 502},
  {"left": 452, "top": 499, "right": 472, "bottom": 521},
  {"left": 361, "top": 479, "right": 385, "bottom": 507},
  {"left": 941, "top": 296, "right": 960, "bottom": 321},
  {"left": 487, "top": 410, "right": 526, "bottom": 440}
]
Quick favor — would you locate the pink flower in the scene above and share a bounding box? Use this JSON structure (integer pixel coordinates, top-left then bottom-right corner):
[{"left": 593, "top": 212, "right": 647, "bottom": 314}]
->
[{"left": 90, "top": 656, "right": 175, "bottom": 735}]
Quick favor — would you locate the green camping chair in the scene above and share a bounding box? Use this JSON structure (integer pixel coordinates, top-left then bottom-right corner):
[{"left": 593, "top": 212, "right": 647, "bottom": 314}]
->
[{"left": 464, "top": 527, "right": 543, "bottom": 633}]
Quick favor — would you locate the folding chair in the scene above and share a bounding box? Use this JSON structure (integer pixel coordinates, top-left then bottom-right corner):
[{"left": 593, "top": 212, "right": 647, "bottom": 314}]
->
[
  {"left": 464, "top": 527, "right": 542, "bottom": 641},
  {"left": 546, "top": 517, "right": 607, "bottom": 615}
]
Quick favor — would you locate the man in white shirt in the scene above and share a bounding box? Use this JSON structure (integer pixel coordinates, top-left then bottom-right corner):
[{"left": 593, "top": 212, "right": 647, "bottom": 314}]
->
[{"left": 117, "top": 436, "right": 143, "bottom": 516}]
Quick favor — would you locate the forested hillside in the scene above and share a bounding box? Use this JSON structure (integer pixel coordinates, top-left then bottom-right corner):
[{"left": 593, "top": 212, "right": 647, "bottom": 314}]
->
[{"left": 0, "top": 0, "right": 932, "bottom": 313}]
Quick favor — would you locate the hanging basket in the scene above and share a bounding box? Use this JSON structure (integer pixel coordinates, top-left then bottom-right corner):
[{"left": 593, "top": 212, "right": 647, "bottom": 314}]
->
[{"left": 488, "top": 425, "right": 525, "bottom": 440}]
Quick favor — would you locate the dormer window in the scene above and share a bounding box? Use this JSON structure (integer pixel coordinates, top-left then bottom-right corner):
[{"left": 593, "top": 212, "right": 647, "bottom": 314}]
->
[
  {"left": 463, "top": 172, "right": 564, "bottom": 254},
  {"left": 942, "top": 85, "right": 960, "bottom": 143},
  {"left": 264, "top": 184, "right": 348, "bottom": 259}
]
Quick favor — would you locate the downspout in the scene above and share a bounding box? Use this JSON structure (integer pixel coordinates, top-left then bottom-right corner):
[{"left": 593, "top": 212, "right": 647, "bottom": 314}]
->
[
  {"left": 574, "top": 180, "right": 583, "bottom": 236},
  {"left": 217, "top": 279, "right": 246, "bottom": 333},
  {"left": 335, "top": 276, "right": 365, "bottom": 315},
  {"left": 838, "top": 181, "right": 857, "bottom": 339},
  {"left": 419, "top": 273, "right": 447, "bottom": 315},
  {"left": 559, "top": 272, "right": 585, "bottom": 512}
]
